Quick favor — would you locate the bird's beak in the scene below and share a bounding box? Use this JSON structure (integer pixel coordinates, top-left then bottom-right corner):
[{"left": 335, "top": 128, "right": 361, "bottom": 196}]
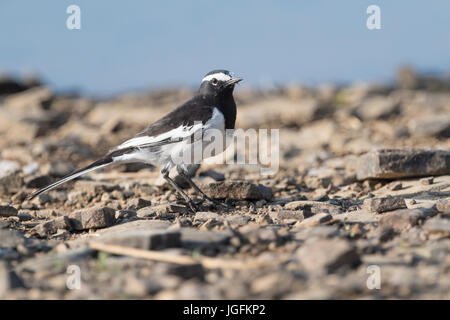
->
[{"left": 224, "top": 77, "right": 243, "bottom": 87}]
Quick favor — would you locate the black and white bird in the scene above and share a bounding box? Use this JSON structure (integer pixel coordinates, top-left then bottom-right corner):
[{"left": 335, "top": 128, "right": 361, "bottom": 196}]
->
[{"left": 28, "top": 70, "right": 242, "bottom": 211}]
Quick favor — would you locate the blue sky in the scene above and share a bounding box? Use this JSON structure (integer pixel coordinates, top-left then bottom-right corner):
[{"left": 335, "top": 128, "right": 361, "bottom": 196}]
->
[{"left": 1, "top": 1, "right": 449, "bottom": 96}]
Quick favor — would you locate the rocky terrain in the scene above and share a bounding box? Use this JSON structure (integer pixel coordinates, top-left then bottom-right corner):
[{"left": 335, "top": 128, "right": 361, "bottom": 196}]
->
[{"left": 0, "top": 67, "right": 449, "bottom": 299}]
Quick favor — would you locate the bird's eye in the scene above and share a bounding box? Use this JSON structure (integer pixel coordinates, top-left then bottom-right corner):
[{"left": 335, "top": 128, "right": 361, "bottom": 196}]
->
[{"left": 211, "top": 78, "right": 218, "bottom": 85}]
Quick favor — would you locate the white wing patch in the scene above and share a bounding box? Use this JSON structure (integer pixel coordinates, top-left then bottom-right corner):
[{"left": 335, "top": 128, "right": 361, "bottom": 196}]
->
[
  {"left": 202, "top": 72, "right": 231, "bottom": 83},
  {"left": 116, "top": 122, "right": 203, "bottom": 150},
  {"left": 112, "top": 108, "right": 226, "bottom": 167}
]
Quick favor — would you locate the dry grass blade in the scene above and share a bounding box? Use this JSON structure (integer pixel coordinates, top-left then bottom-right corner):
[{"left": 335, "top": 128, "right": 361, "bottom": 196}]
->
[{"left": 89, "top": 242, "right": 277, "bottom": 270}]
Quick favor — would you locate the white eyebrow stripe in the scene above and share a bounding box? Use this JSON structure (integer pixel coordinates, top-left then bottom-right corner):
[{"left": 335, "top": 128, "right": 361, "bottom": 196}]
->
[{"left": 202, "top": 73, "right": 231, "bottom": 83}]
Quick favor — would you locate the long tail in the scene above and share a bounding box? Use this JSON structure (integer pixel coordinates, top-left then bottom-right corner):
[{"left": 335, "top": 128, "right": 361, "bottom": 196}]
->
[{"left": 27, "top": 156, "right": 114, "bottom": 200}]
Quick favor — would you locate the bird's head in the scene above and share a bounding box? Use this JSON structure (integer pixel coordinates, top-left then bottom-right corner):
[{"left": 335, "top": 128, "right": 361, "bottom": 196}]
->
[{"left": 199, "top": 70, "right": 243, "bottom": 97}]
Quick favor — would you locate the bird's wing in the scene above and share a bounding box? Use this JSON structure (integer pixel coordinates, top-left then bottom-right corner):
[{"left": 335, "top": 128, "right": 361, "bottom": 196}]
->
[{"left": 113, "top": 99, "right": 214, "bottom": 151}]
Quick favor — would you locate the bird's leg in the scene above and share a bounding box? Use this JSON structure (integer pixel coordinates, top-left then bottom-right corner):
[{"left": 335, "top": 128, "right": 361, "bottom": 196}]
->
[
  {"left": 177, "top": 167, "right": 230, "bottom": 209},
  {"left": 162, "top": 170, "right": 197, "bottom": 213}
]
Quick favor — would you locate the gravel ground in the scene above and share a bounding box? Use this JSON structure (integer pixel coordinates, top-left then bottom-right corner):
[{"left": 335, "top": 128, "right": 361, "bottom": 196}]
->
[{"left": 0, "top": 67, "right": 449, "bottom": 299}]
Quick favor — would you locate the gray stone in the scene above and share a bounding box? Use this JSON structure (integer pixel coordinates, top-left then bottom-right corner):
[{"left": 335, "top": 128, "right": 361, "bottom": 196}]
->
[
  {"left": 0, "top": 229, "right": 25, "bottom": 248},
  {"left": 0, "top": 262, "right": 23, "bottom": 298},
  {"left": 18, "top": 247, "right": 94, "bottom": 273},
  {"left": 127, "top": 198, "right": 152, "bottom": 210},
  {"left": 423, "top": 218, "right": 450, "bottom": 237},
  {"left": 284, "top": 200, "right": 341, "bottom": 215},
  {"left": 138, "top": 203, "right": 189, "bottom": 217},
  {"left": 226, "top": 215, "right": 251, "bottom": 226},
  {"left": 0, "top": 221, "right": 10, "bottom": 229},
  {"left": 353, "top": 95, "right": 399, "bottom": 120},
  {"left": 194, "top": 211, "right": 223, "bottom": 222},
  {"left": 296, "top": 238, "right": 360, "bottom": 274},
  {"left": 378, "top": 209, "right": 423, "bottom": 232},
  {"left": 0, "top": 171, "right": 23, "bottom": 195},
  {"left": 295, "top": 212, "right": 332, "bottom": 228},
  {"left": 97, "top": 219, "right": 172, "bottom": 235},
  {"left": 408, "top": 115, "right": 450, "bottom": 138},
  {"left": 419, "top": 177, "right": 434, "bottom": 185},
  {"left": 32, "top": 216, "right": 71, "bottom": 237},
  {"left": 269, "top": 210, "right": 304, "bottom": 221},
  {"left": 436, "top": 198, "right": 450, "bottom": 214},
  {"left": 180, "top": 228, "right": 231, "bottom": 248},
  {"left": 68, "top": 206, "right": 116, "bottom": 230},
  {"left": 100, "top": 229, "right": 181, "bottom": 250},
  {"left": 17, "top": 212, "right": 32, "bottom": 221},
  {"left": 0, "top": 205, "right": 18, "bottom": 217},
  {"left": 356, "top": 149, "right": 450, "bottom": 180},
  {"left": 203, "top": 181, "right": 273, "bottom": 200},
  {"left": 0, "top": 160, "right": 20, "bottom": 176},
  {"left": 363, "top": 196, "right": 407, "bottom": 213}
]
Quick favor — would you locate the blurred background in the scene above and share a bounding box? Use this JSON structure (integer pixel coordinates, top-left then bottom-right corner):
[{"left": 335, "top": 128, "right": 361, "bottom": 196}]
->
[{"left": 1, "top": 0, "right": 450, "bottom": 96}]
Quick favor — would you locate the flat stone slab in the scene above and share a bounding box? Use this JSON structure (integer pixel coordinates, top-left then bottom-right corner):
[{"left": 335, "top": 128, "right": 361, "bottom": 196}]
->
[
  {"left": 363, "top": 196, "right": 407, "bottom": 213},
  {"left": 96, "top": 219, "right": 172, "bottom": 235},
  {"left": 98, "top": 229, "right": 181, "bottom": 250},
  {"left": 179, "top": 228, "right": 231, "bottom": 249},
  {"left": 203, "top": 181, "right": 273, "bottom": 200},
  {"left": 355, "top": 149, "right": 450, "bottom": 180}
]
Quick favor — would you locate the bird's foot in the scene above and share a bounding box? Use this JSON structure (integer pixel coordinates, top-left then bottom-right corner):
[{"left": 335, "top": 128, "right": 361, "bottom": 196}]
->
[{"left": 186, "top": 199, "right": 198, "bottom": 213}]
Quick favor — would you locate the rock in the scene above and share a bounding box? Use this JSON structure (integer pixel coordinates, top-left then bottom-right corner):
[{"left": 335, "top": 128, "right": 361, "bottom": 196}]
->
[
  {"left": 0, "top": 229, "right": 26, "bottom": 248},
  {"left": 419, "top": 177, "right": 434, "bottom": 185},
  {"left": 295, "top": 213, "right": 332, "bottom": 228},
  {"left": 0, "top": 221, "right": 10, "bottom": 229},
  {"left": 0, "top": 205, "right": 18, "bottom": 217},
  {"left": 194, "top": 211, "right": 223, "bottom": 222},
  {"left": 388, "top": 182, "right": 403, "bottom": 191},
  {"left": 226, "top": 215, "right": 251, "bottom": 226},
  {"left": 269, "top": 210, "right": 304, "bottom": 221},
  {"left": 378, "top": 209, "right": 423, "bottom": 232},
  {"left": 0, "top": 76, "right": 26, "bottom": 95},
  {"left": 0, "top": 160, "right": 20, "bottom": 176},
  {"left": 0, "top": 170, "right": 23, "bottom": 195},
  {"left": 0, "top": 262, "right": 23, "bottom": 298},
  {"left": 297, "top": 120, "right": 335, "bottom": 149},
  {"left": 293, "top": 225, "right": 341, "bottom": 241},
  {"left": 32, "top": 216, "right": 71, "bottom": 237},
  {"left": 18, "top": 248, "right": 94, "bottom": 273},
  {"left": 17, "top": 212, "right": 32, "bottom": 221},
  {"left": 296, "top": 238, "right": 360, "bottom": 274},
  {"left": 127, "top": 198, "right": 152, "bottom": 210},
  {"left": 284, "top": 201, "right": 341, "bottom": 215},
  {"left": 396, "top": 66, "right": 419, "bottom": 89},
  {"left": 356, "top": 149, "right": 450, "bottom": 180},
  {"left": 353, "top": 95, "right": 399, "bottom": 120},
  {"left": 166, "top": 263, "right": 205, "bottom": 280},
  {"left": 99, "top": 229, "right": 181, "bottom": 250},
  {"left": 436, "top": 198, "right": 450, "bottom": 214},
  {"left": 423, "top": 218, "right": 450, "bottom": 237},
  {"left": 4, "top": 86, "right": 52, "bottom": 110},
  {"left": 97, "top": 219, "right": 172, "bottom": 234},
  {"left": 363, "top": 196, "right": 407, "bottom": 213},
  {"left": 408, "top": 115, "right": 450, "bottom": 138},
  {"left": 68, "top": 206, "right": 116, "bottom": 230},
  {"left": 180, "top": 228, "right": 230, "bottom": 249},
  {"left": 137, "top": 203, "right": 189, "bottom": 218},
  {"left": 203, "top": 181, "right": 273, "bottom": 200},
  {"left": 115, "top": 209, "right": 137, "bottom": 220}
]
